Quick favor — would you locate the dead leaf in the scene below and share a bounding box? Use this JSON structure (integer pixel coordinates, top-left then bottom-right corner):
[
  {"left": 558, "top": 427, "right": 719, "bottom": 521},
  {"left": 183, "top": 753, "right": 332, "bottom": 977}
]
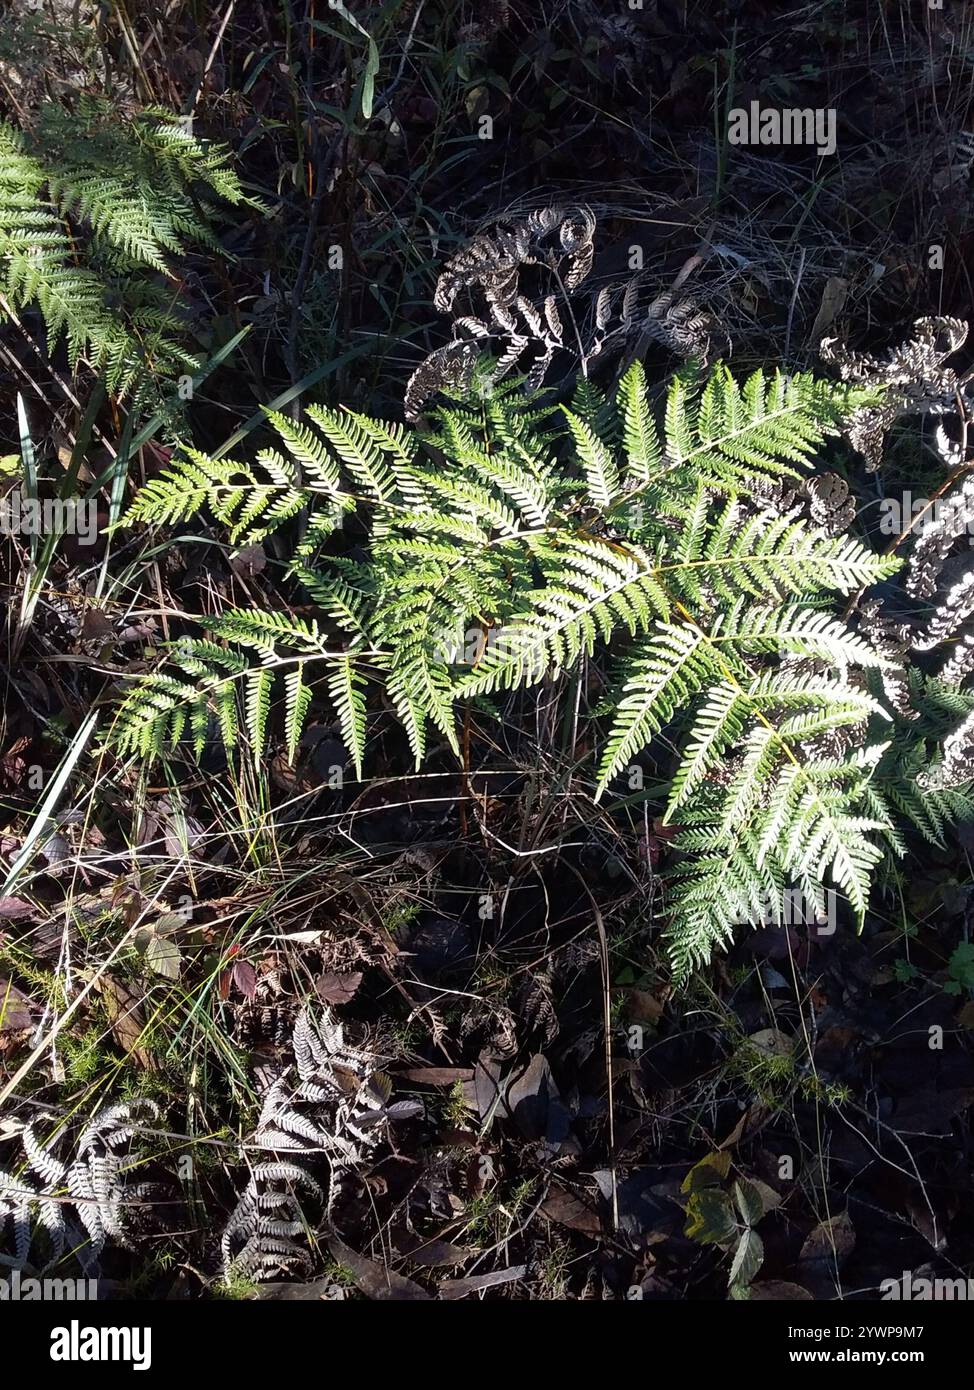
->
[
  {"left": 325, "top": 1236, "right": 431, "bottom": 1301},
  {"left": 624, "top": 988, "right": 664, "bottom": 1024},
  {"left": 232, "top": 959, "right": 258, "bottom": 998},
  {"left": 405, "top": 1239, "right": 475, "bottom": 1267},
  {"left": 230, "top": 543, "right": 266, "bottom": 576},
  {"left": 81, "top": 609, "right": 114, "bottom": 642},
  {"left": 439, "top": 1265, "right": 527, "bottom": 1299},
  {"left": 541, "top": 1184, "right": 601, "bottom": 1236},
  {"left": 718, "top": 1103, "right": 770, "bottom": 1150},
  {"left": 399, "top": 1066, "right": 473, "bottom": 1085},
  {"left": 747, "top": 1028, "right": 793, "bottom": 1058},
  {"left": 808, "top": 276, "right": 848, "bottom": 346},
  {"left": 749, "top": 1281, "right": 813, "bottom": 1300},
  {"left": 0, "top": 977, "right": 32, "bottom": 1031},
  {"left": 462, "top": 1054, "right": 505, "bottom": 1122},
  {"left": 117, "top": 620, "right": 156, "bottom": 643},
  {"left": 316, "top": 970, "right": 363, "bottom": 1005},
  {"left": 97, "top": 975, "right": 157, "bottom": 1070},
  {"left": 255, "top": 1279, "right": 349, "bottom": 1301},
  {"left": 0, "top": 897, "right": 34, "bottom": 921},
  {"left": 799, "top": 1211, "right": 856, "bottom": 1273},
  {"left": 503, "top": 1053, "right": 571, "bottom": 1144}
]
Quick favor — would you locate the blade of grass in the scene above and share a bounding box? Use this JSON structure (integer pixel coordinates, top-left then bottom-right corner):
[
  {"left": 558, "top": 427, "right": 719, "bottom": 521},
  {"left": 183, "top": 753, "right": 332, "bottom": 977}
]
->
[{"left": 2, "top": 710, "right": 99, "bottom": 895}]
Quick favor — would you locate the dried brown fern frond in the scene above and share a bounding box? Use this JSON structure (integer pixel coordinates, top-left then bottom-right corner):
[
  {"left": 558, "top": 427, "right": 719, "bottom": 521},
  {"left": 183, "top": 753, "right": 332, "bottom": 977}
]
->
[
  {"left": 0, "top": 1099, "right": 159, "bottom": 1274},
  {"left": 592, "top": 271, "right": 727, "bottom": 377},
  {"left": 404, "top": 338, "right": 482, "bottom": 423},
  {"left": 221, "top": 1004, "right": 420, "bottom": 1282},
  {"left": 820, "top": 316, "right": 968, "bottom": 469},
  {"left": 407, "top": 207, "right": 728, "bottom": 419},
  {"left": 918, "top": 708, "right": 974, "bottom": 790},
  {"left": 433, "top": 205, "right": 596, "bottom": 316},
  {"left": 905, "top": 474, "right": 974, "bottom": 602},
  {"left": 856, "top": 598, "right": 917, "bottom": 722},
  {"left": 406, "top": 205, "right": 595, "bottom": 419},
  {"left": 748, "top": 471, "right": 855, "bottom": 538},
  {"left": 835, "top": 325, "right": 974, "bottom": 787}
]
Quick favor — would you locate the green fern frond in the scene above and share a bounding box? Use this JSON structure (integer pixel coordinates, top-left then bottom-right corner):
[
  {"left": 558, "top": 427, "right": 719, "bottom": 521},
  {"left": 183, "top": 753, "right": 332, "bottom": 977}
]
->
[
  {"left": 0, "top": 97, "right": 246, "bottom": 410},
  {"left": 562, "top": 405, "right": 621, "bottom": 507},
  {"left": 618, "top": 361, "right": 663, "bottom": 485},
  {"left": 245, "top": 668, "right": 274, "bottom": 766},
  {"left": 598, "top": 623, "right": 717, "bottom": 790},
  {"left": 325, "top": 653, "right": 369, "bottom": 778},
  {"left": 110, "top": 355, "right": 926, "bottom": 984},
  {"left": 283, "top": 663, "right": 313, "bottom": 766}
]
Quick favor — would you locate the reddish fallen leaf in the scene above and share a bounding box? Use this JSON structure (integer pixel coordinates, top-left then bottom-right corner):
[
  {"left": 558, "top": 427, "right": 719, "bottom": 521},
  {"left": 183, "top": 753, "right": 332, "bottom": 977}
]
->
[
  {"left": 81, "top": 609, "right": 113, "bottom": 642},
  {"left": 316, "top": 970, "right": 362, "bottom": 1005},
  {"left": 232, "top": 959, "right": 258, "bottom": 999},
  {"left": 117, "top": 621, "right": 156, "bottom": 643},
  {"left": 624, "top": 988, "right": 665, "bottom": 1024},
  {"left": 0, "top": 898, "right": 34, "bottom": 921}
]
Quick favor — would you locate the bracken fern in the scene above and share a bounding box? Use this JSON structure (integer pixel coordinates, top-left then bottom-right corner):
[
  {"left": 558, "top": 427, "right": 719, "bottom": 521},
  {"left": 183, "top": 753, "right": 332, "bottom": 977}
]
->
[
  {"left": 0, "top": 96, "right": 247, "bottom": 409},
  {"left": 110, "top": 355, "right": 974, "bottom": 979}
]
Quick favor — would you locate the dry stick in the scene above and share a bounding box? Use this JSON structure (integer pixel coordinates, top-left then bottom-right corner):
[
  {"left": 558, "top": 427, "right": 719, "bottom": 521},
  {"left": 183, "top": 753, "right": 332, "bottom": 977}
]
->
[{"left": 183, "top": 0, "right": 237, "bottom": 123}]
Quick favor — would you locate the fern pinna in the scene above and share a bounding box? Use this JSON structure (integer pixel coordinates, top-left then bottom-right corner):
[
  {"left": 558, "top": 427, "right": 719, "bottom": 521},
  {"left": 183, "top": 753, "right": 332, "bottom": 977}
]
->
[
  {"left": 0, "top": 96, "right": 246, "bottom": 407},
  {"left": 113, "top": 357, "right": 970, "bottom": 979}
]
